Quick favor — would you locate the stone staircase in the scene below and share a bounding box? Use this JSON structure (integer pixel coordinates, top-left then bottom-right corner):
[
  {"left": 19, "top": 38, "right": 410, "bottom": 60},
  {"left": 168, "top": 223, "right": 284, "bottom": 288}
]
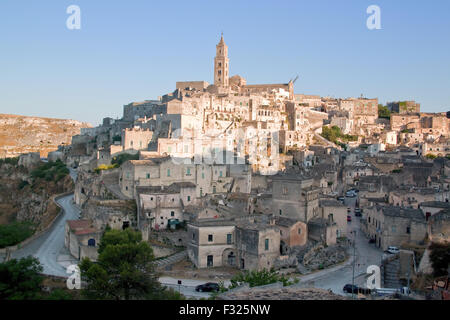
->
[
  {"left": 154, "top": 250, "right": 187, "bottom": 269},
  {"left": 381, "top": 254, "right": 402, "bottom": 288}
]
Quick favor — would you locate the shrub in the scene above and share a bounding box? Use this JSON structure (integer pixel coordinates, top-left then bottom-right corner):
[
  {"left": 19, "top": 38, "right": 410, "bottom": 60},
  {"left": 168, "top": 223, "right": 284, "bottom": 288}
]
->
[
  {"left": 229, "top": 269, "right": 296, "bottom": 289},
  {"left": 94, "top": 164, "right": 118, "bottom": 174},
  {"left": 0, "top": 221, "right": 35, "bottom": 248},
  {"left": 111, "top": 153, "right": 139, "bottom": 167},
  {"left": 425, "top": 154, "right": 437, "bottom": 160},
  {"left": 429, "top": 242, "right": 450, "bottom": 277},
  {"left": 30, "top": 160, "right": 69, "bottom": 182}
]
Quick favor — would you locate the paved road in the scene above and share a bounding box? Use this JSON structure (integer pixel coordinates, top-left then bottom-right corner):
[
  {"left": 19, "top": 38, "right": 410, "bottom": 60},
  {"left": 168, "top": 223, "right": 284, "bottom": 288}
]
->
[
  {"left": 294, "top": 196, "right": 383, "bottom": 296},
  {"left": 159, "top": 277, "right": 231, "bottom": 299},
  {"left": 10, "top": 169, "right": 80, "bottom": 277}
]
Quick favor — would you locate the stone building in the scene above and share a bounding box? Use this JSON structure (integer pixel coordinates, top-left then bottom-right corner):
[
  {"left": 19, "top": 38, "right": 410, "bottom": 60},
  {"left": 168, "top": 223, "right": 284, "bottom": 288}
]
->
[
  {"left": 65, "top": 220, "right": 101, "bottom": 261},
  {"left": 387, "top": 101, "right": 421, "bottom": 114},
  {"left": 187, "top": 217, "right": 280, "bottom": 270},
  {"left": 271, "top": 173, "right": 320, "bottom": 223},
  {"left": 365, "top": 206, "right": 427, "bottom": 250},
  {"left": 319, "top": 199, "right": 348, "bottom": 238},
  {"left": 427, "top": 208, "right": 450, "bottom": 244},
  {"left": 275, "top": 217, "right": 308, "bottom": 252},
  {"left": 136, "top": 182, "right": 197, "bottom": 232}
]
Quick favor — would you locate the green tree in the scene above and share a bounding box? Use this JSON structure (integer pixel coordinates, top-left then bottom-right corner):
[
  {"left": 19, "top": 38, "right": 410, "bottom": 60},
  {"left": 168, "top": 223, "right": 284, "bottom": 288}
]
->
[
  {"left": 429, "top": 242, "right": 450, "bottom": 277},
  {"left": 0, "top": 257, "right": 43, "bottom": 300},
  {"left": 378, "top": 105, "right": 391, "bottom": 119},
  {"left": 80, "top": 228, "right": 180, "bottom": 300},
  {"left": 229, "top": 269, "right": 297, "bottom": 289}
]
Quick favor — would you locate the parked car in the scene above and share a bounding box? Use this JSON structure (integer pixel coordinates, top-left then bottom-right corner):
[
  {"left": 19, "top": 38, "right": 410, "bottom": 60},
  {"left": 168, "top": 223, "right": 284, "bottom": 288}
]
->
[
  {"left": 355, "top": 212, "right": 362, "bottom": 217},
  {"left": 337, "top": 196, "right": 345, "bottom": 202},
  {"left": 343, "top": 284, "right": 359, "bottom": 294},
  {"left": 347, "top": 207, "right": 352, "bottom": 213},
  {"left": 368, "top": 238, "right": 376, "bottom": 244},
  {"left": 345, "top": 191, "right": 356, "bottom": 197},
  {"left": 195, "top": 282, "right": 220, "bottom": 292},
  {"left": 347, "top": 215, "right": 352, "bottom": 222},
  {"left": 386, "top": 246, "right": 400, "bottom": 254}
]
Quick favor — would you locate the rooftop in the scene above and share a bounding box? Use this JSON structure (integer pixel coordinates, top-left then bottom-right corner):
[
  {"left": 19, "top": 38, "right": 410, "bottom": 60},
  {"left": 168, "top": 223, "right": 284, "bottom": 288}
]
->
[
  {"left": 420, "top": 201, "right": 450, "bottom": 209},
  {"left": 319, "top": 199, "right": 345, "bottom": 207},
  {"left": 382, "top": 206, "right": 425, "bottom": 221}
]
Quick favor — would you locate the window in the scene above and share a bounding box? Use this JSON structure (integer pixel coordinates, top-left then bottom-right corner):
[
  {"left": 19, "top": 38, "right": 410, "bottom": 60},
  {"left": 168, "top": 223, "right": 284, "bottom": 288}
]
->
[
  {"left": 208, "top": 234, "right": 213, "bottom": 242},
  {"left": 279, "top": 209, "right": 282, "bottom": 216},
  {"left": 146, "top": 173, "right": 150, "bottom": 179},
  {"left": 227, "top": 234, "right": 232, "bottom": 245},
  {"left": 219, "top": 171, "right": 223, "bottom": 178},
  {"left": 298, "top": 228, "right": 302, "bottom": 235},
  {"left": 406, "top": 227, "right": 411, "bottom": 234},
  {"left": 171, "top": 211, "right": 175, "bottom": 217},
  {"left": 186, "top": 168, "right": 191, "bottom": 175},
  {"left": 192, "top": 233, "right": 195, "bottom": 240},
  {"left": 265, "top": 239, "right": 269, "bottom": 251},
  {"left": 167, "top": 169, "right": 171, "bottom": 177},
  {"left": 202, "top": 172, "right": 205, "bottom": 179},
  {"left": 392, "top": 226, "right": 396, "bottom": 233},
  {"left": 187, "top": 196, "right": 191, "bottom": 202}
]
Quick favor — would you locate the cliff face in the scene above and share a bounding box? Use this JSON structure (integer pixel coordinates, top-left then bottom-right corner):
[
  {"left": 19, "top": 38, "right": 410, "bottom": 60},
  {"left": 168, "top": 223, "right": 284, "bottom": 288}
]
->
[
  {"left": 0, "top": 114, "right": 92, "bottom": 158},
  {"left": 0, "top": 161, "right": 74, "bottom": 230}
]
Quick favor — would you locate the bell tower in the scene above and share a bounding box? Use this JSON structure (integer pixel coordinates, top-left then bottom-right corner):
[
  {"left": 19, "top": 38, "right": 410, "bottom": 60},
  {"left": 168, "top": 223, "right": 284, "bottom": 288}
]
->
[{"left": 214, "top": 33, "right": 229, "bottom": 88}]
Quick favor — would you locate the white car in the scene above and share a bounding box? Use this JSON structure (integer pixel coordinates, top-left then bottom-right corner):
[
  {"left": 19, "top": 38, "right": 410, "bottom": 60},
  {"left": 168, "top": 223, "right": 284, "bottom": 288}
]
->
[
  {"left": 387, "top": 246, "right": 400, "bottom": 254},
  {"left": 346, "top": 191, "right": 356, "bottom": 198}
]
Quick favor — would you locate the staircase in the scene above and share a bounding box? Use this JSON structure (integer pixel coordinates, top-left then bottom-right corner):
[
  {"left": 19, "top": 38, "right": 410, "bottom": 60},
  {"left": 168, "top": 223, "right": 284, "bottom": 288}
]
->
[
  {"left": 154, "top": 250, "right": 187, "bottom": 269},
  {"left": 381, "top": 254, "right": 402, "bottom": 288}
]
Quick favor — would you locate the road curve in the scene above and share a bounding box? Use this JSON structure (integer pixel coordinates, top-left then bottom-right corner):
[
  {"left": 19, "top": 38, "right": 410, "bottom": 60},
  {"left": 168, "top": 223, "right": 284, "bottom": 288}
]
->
[
  {"left": 11, "top": 194, "right": 80, "bottom": 277},
  {"left": 11, "top": 168, "right": 80, "bottom": 277}
]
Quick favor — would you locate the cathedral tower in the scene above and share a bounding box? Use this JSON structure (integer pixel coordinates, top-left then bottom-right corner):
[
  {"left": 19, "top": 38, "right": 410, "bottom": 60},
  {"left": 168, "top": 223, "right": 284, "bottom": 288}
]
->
[{"left": 214, "top": 34, "right": 229, "bottom": 88}]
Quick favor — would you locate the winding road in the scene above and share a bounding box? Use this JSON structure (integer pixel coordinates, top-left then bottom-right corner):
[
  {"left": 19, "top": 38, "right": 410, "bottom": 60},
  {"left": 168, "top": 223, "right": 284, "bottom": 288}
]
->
[{"left": 10, "top": 168, "right": 80, "bottom": 277}]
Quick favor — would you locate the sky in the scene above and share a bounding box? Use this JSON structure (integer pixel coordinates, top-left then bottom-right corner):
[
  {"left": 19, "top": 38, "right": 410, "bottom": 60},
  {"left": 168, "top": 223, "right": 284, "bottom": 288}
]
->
[{"left": 0, "top": 0, "right": 449, "bottom": 126}]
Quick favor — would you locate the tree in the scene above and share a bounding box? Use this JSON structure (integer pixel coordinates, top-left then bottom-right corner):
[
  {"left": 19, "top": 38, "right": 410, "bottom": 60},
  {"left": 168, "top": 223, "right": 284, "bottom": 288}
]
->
[
  {"left": 378, "top": 105, "right": 391, "bottom": 119},
  {"left": 429, "top": 242, "right": 450, "bottom": 277},
  {"left": 228, "top": 269, "right": 297, "bottom": 289},
  {"left": 0, "top": 257, "right": 43, "bottom": 300},
  {"left": 80, "top": 228, "right": 180, "bottom": 300}
]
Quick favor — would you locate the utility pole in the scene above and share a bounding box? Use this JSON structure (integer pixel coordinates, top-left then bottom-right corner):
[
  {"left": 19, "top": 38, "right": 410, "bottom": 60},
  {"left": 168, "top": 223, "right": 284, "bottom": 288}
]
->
[{"left": 351, "top": 230, "right": 356, "bottom": 300}]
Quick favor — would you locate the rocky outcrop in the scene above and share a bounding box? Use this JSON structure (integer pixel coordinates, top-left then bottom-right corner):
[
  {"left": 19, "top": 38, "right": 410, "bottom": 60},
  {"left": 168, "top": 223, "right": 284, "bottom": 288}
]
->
[
  {"left": 217, "top": 287, "right": 348, "bottom": 300},
  {"left": 0, "top": 114, "right": 91, "bottom": 158},
  {"left": 0, "top": 161, "right": 74, "bottom": 230}
]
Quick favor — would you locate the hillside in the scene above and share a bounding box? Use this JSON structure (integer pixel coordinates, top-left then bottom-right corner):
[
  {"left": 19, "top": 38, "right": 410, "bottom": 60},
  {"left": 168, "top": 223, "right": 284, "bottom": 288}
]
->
[{"left": 0, "top": 114, "right": 92, "bottom": 158}]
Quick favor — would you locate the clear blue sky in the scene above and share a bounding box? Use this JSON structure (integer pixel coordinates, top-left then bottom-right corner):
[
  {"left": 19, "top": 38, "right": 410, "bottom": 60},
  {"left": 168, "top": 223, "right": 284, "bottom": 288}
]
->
[{"left": 1, "top": 0, "right": 449, "bottom": 125}]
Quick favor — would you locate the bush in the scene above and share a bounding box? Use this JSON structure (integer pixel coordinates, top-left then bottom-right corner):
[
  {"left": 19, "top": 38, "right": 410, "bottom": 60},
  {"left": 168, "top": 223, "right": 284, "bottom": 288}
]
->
[
  {"left": 18, "top": 180, "right": 29, "bottom": 190},
  {"left": 229, "top": 269, "right": 296, "bottom": 289},
  {"left": 0, "top": 222, "right": 35, "bottom": 248},
  {"left": 30, "top": 160, "right": 69, "bottom": 183},
  {"left": 111, "top": 153, "right": 139, "bottom": 167},
  {"left": 0, "top": 157, "right": 19, "bottom": 166},
  {"left": 378, "top": 105, "right": 391, "bottom": 119},
  {"left": 429, "top": 242, "right": 450, "bottom": 277},
  {"left": 94, "top": 164, "right": 118, "bottom": 174},
  {"left": 425, "top": 154, "right": 437, "bottom": 160}
]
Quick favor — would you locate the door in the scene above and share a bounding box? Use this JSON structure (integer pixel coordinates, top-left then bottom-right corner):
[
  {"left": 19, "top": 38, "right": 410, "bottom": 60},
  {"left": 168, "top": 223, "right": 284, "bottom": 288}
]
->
[
  {"left": 240, "top": 258, "right": 245, "bottom": 269},
  {"left": 207, "top": 255, "right": 213, "bottom": 267}
]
